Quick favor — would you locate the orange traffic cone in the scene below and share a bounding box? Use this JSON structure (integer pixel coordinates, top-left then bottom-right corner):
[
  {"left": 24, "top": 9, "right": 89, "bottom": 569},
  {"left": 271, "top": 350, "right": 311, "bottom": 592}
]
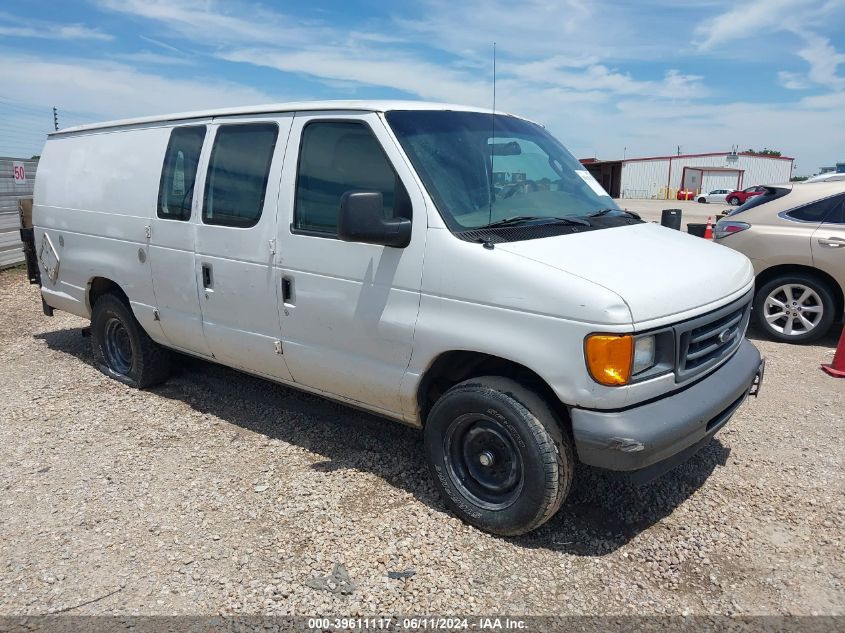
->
[
  {"left": 703, "top": 216, "right": 714, "bottom": 240},
  {"left": 822, "top": 327, "right": 845, "bottom": 378}
]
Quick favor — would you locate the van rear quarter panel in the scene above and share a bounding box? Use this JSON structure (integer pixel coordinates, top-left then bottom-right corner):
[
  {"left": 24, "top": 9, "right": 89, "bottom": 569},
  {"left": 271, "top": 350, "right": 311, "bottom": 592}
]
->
[{"left": 34, "top": 127, "right": 171, "bottom": 335}]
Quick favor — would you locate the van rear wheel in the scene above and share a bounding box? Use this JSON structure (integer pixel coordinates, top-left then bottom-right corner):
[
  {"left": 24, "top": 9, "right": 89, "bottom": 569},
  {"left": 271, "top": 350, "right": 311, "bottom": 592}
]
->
[
  {"left": 424, "top": 376, "right": 573, "bottom": 536},
  {"left": 91, "top": 293, "right": 171, "bottom": 388}
]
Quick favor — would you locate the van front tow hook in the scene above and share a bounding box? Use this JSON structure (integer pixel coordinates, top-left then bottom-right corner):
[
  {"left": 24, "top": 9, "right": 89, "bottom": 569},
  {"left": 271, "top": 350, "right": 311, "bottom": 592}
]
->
[{"left": 749, "top": 358, "right": 765, "bottom": 397}]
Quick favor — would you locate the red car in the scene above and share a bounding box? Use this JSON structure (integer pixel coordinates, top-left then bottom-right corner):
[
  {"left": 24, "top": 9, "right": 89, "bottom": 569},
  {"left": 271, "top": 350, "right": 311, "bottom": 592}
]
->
[{"left": 726, "top": 185, "right": 767, "bottom": 206}]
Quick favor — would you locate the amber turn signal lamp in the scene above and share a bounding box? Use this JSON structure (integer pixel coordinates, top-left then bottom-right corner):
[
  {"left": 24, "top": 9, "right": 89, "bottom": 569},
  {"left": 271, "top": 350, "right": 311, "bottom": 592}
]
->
[{"left": 585, "top": 334, "right": 633, "bottom": 386}]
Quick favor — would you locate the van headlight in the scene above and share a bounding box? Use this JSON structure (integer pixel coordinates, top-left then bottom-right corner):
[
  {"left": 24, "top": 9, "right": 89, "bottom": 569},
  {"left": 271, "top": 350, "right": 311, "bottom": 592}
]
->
[
  {"left": 632, "top": 335, "right": 656, "bottom": 375},
  {"left": 585, "top": 333, "right": 666, "bottom": 386}
]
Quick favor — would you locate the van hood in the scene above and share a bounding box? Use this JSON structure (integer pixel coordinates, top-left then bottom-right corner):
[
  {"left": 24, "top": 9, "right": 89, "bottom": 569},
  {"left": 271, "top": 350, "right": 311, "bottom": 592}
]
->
[{"left": 495, "top": 222, "right": 754, "bottom": 325}]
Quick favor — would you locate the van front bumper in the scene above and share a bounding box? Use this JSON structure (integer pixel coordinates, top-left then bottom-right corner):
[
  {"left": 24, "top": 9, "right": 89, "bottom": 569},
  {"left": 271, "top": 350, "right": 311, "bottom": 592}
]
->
[{"left": 570, "top": 339, "right": 763, "bottom": 483}]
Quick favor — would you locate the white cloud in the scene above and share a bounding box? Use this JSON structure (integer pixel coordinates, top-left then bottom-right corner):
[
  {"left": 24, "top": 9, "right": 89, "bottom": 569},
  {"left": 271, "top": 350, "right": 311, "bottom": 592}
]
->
[
  {"left": 97, "top": 0, "right": 329, "bottom": 47},
  {"left": 102, "top": 0, "right": 708, "bottom": 107},
  {"left": 138, "top": 35, "right": 188, "bottom": 55},
  {"left": 113, "top": 51, "right": 196, "bottom": 66},
  {"left": 0, "top": 54, "right": 288, "bottom": 156},
  {"left": 0, "top": 56, "right": 281, "bottom": 121},
  {"left": 510, "top": 59, "right": 706, "bottom": 99},
  {"left": 398, "top": 0, "right": 596, "bottom": 59},
  {"left": 561, "top": 96, "right": 843, "bottom": 174},
  {"left": 53, "top": 25, "right": 113, "bottom": 41},
  {"left": 693, "top": 0, "right": 809, "bottom": 50},
  {"left": 795, "top": 32, "right": 845, "bottom": 89},
  {"left": 778, "top": 71, "right": 810, "bottom": 90},
  {"left": 220, "top": 47, "right": 492, "bottom": 105},
  {"left": 798, "top": 88, "right": 845, "bottom": 109},
  {"left": 693, "top": 0, "right": 845, "bottom": 94},
  {"left": 0, "top": 15, "right": 113, "bottom": 42},
  {"left": 3, "top": 0, "right": 839, "bottom": 173}
]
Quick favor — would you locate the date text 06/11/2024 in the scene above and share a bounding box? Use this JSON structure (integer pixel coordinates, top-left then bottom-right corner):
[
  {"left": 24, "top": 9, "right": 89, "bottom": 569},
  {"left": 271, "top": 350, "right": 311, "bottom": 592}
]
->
[{"left": 306, "top": 617, "right": 527, "bottom": 630}]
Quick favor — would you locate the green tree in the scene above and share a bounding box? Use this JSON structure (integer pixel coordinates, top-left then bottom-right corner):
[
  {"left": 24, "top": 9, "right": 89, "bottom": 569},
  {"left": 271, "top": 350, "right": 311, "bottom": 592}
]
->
[{"left": 744, "top": 148, "right": 782, "bottom": 157}]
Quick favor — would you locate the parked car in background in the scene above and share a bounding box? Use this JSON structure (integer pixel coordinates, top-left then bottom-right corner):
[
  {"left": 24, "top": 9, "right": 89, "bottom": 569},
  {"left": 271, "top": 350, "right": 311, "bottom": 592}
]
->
[
  {"left": 726, "top": 185, "right": 767, "bottom": 206},
  {"left": 806, "top": 173, "right": 845, "bottom": 183},
  {"left": 24, "top": 100, "right": 765, "bottom": 536},
  {"left": 715, "top": 182, "right": 845, "bottom": 342},
  {"left": 697, "top": 188, "right": 732, "bottom": 203}
]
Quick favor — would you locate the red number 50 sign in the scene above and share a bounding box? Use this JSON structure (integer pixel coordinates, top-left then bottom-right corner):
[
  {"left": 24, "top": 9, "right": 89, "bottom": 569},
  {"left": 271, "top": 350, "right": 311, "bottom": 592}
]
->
[{"left": 13, "top": 162, "right": 27, "bottom": 184}]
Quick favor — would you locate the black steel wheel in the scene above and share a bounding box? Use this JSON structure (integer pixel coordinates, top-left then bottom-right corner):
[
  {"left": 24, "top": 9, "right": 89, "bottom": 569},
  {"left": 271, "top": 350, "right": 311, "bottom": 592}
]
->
[
  {"left": 424, "top": 376, "right": 573, "bottom": 536},
  {"left": 444, "top": 413, "right": 524, "bottom": 510},
  {"left": 103, "top": 317, "right": 133, "bottom": 375},
  {"left": 91, "top": 293, "right": 171, "bottom": 388}
]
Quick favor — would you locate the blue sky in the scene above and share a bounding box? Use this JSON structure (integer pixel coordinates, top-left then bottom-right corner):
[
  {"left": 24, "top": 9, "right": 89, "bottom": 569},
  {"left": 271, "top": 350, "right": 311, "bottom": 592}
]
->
[{"left": 1, "top": 0, "right": 843, "bottom": 175}]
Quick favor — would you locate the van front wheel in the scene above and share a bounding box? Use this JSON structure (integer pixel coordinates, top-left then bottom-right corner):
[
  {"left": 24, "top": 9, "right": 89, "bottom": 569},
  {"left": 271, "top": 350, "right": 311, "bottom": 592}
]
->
[
  {"left": 91, "top": 293, "right": 171, "bottom": 388},
  {"left": 424, "top": 376, "right": 573, "bottom": 536}
]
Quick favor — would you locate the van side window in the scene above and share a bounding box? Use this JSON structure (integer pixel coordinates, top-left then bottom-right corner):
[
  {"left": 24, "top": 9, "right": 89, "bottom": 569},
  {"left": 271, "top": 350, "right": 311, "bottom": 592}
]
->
[
  {"left": 786, "top": 194, "right": 845, "bottom": 223},
  {"left": 203, "top": 123, "right": 278, "bottom": 228},
  {"left": 157, "top": 126, "right": 206, "bottom": 220},
  {"left": 294, "top": 121, "right": 408, "bottom": 236}
]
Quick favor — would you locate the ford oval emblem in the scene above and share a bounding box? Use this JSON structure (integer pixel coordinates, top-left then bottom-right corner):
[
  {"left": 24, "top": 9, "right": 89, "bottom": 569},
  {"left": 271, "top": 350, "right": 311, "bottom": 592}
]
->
[{"left": 718, "top": 328, "right": 732, "bottom": 344}]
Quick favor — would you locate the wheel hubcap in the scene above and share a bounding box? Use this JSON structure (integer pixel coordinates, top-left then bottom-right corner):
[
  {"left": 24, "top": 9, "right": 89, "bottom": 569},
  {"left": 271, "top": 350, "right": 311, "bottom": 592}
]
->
[
  {"left": 763, "top": 284, "right": 823, "bottom": 336},
  {"left": 444, "top": 414, "right": 523, "bottom": 510},
  {"left": 103, "top": 317, "right": 132, "bottom": 374}
]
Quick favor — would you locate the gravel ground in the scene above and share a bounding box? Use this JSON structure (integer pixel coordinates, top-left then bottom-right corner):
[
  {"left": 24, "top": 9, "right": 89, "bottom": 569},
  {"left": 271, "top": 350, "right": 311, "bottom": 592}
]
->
[{"left": 1, "top": 266, "right": 843, "bottom": 616}]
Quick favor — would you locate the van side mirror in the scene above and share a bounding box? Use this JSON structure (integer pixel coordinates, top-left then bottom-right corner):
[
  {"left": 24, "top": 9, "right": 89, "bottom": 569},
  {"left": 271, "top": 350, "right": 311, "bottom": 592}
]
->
[{"left": 338, "top": 191, "right": 412, "bottom": 248}]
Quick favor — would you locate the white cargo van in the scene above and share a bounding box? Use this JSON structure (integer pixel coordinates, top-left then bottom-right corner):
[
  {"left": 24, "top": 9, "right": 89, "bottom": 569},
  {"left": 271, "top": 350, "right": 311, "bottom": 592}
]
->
[{"left": 24, "top": 101, "right": 764, "bottom": 535}]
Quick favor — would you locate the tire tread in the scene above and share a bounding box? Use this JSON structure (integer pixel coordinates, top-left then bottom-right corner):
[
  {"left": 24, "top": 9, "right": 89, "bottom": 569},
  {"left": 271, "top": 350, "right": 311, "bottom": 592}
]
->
[
  {"left": 753, "top": 272, "right": 835, "bottom": 343},
  {"left": 91, "top": 293, "right": 171, "bottom": 388},
  {"left": 426, "top": 376, "right": 574, "bottom": 536}
]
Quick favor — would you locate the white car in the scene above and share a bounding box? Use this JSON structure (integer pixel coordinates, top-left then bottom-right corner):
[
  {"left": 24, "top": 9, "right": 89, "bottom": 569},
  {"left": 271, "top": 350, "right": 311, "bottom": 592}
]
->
[
  {"left": 697, "top": 188, "right": 733, "bottom": 203},
  {"left": 805, "top": 173, "right": 845, "bottom": 182},
  {"left": 23, "top": 101, "right": 764, "bottom": 536}
]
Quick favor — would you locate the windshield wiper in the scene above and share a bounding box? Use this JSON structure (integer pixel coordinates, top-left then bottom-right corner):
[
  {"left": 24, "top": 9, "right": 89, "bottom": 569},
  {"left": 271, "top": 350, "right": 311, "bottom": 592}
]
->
[
  {"left": 585, "top": 208, "right": 641, "bottom": 219},
  {"left": 480, "top": 215, "right": 589, "bottom": 229}
]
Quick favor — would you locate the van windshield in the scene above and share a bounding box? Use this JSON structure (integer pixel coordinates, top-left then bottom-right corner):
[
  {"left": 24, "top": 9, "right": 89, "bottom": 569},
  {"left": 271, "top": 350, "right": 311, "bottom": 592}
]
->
[{"left": 386, "top": 110, "right": 623, "bottom": 233}]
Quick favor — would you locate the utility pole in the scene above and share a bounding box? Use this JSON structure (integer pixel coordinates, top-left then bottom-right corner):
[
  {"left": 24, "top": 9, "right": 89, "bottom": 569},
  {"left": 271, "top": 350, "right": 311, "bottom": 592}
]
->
[{"left": 52, "top": 106, "right": 58, "bottom": 131}]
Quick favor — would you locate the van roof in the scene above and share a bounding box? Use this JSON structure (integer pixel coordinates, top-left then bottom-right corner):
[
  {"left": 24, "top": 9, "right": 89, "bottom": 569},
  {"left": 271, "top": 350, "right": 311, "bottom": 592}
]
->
[{"left": 50, "top": 100, "right": 507, "bottom": 136}]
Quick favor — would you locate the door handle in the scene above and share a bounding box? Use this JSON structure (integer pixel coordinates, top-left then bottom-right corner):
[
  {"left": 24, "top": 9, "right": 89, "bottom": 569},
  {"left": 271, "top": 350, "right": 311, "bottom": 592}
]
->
[
  {"left": 202, "top": 263, "right": 213, "bottom": 288},
  {"left": 281, "top": 275, "right": 294, "bottom": 305},
  {"left": 817, "top": 237, "right": 845, "bottom": 248}
]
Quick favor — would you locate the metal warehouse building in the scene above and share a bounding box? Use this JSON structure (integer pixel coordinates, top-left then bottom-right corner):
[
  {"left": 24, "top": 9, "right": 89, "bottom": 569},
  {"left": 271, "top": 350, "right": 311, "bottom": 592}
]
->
[
  {"left": 581, "top": 151, "right": 794, "bottom": 199},
  {"left": 1, "top": 156, "right": 38, "bottom": 268}
]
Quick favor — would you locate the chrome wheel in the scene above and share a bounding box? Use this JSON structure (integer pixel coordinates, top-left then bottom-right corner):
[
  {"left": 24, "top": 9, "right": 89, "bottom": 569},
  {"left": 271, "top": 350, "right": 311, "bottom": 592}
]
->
[
  {"left": 103, "top": 317, "right": 133, "bottom": 374},
  {"left": 763, "top": 284, "right": 823, "bottom": 337}
]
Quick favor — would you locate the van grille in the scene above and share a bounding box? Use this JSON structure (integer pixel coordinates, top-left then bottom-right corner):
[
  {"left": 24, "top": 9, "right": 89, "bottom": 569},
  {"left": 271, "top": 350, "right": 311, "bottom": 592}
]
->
[{"left": 676, "top": 293, "right": 752, "bottom": 381}]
